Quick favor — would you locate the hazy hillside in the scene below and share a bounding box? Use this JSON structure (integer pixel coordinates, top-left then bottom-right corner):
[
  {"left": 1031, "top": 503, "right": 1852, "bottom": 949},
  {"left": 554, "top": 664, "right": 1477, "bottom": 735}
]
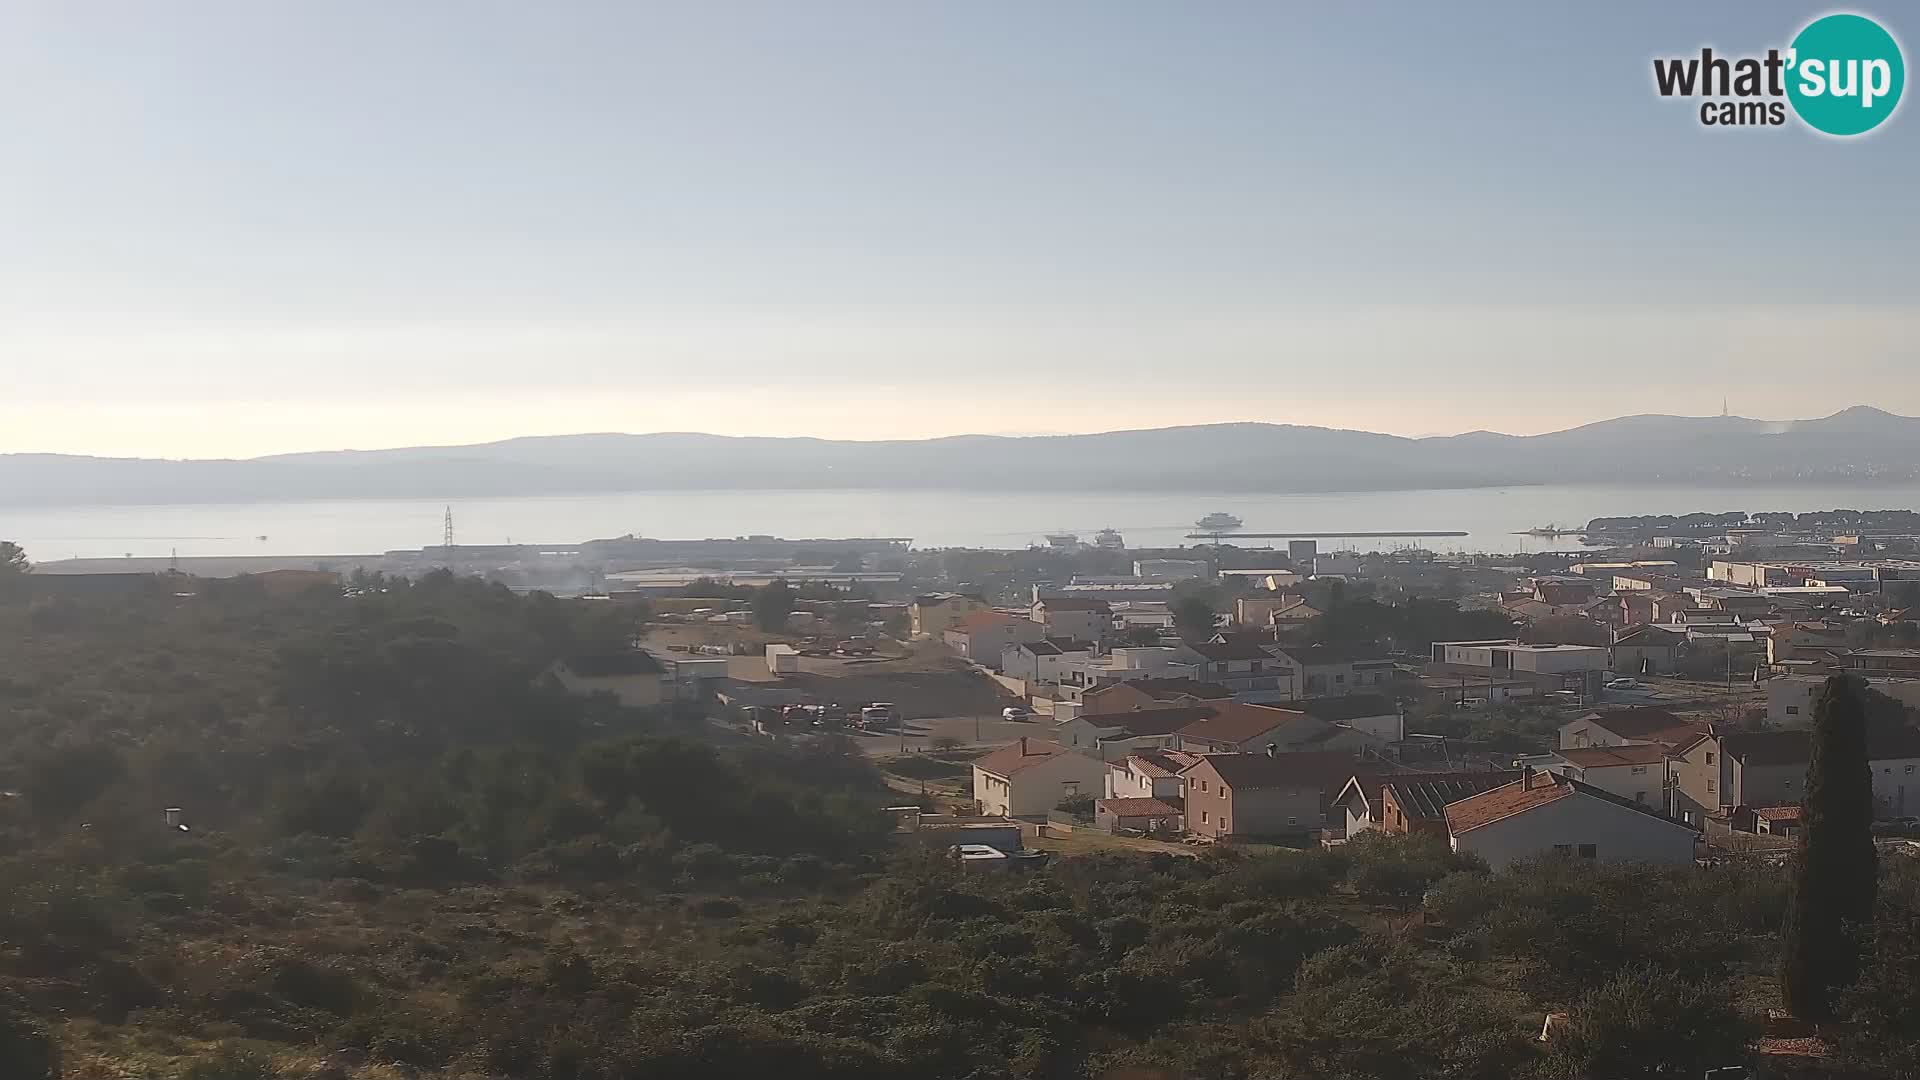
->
[{"left": 5, "top": 407, "right": 1920, "bottom": 506}]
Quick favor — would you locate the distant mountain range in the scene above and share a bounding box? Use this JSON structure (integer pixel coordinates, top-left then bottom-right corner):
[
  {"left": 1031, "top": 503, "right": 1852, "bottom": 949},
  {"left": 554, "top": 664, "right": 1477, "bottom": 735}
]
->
[{"left": 7, "top": 407, "right": 1920, "bottom": 507}]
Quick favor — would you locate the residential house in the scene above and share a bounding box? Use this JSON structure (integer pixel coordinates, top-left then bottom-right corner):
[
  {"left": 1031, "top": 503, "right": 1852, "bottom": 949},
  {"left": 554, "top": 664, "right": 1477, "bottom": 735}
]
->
[
  {"left": 1609, "top": 625, "right": 1686, "bottom": 676},
  {"left": 1270, "top": 644, "right": 1396, "bottom": 699},
  {"left": 1174, "top": 703, "right": 1315, "bottom": 755},
  {"left": 1056, "top": 646, "right": 1202, "bottom": 700},
  {"left": 1764, "top": 620, "right": 1850, "bottom": 665},
  {"left": 1838, "top": 649, "right": 1920, "bottom": 678},
  {"left": 1671, "top": 726, "right": 1920, "bottom": 821},
  {"left": 547, "top": 653, "right": 665, "bottom": 708},
  {"left": 1093, "top": 797, "right": 1185, "bottom": 834},
  {"left": 1543, "top": 743, "right": 1671, "bottom": 807},
  {"left": 1181, "top": 750, "right": 1357, "bottom": 840},
  {"left": 944, "top": 610, "right": 1047, "bottom": 667},
  {"left": 1443, "top": 770, "right": 1699, "bottom": 869},
  {"left": 1558, "top": 707, "right": 1705, "bottom": 751},
  {"left": 1053, "top": 706, "right": 1214, "bottom": 760},
  {"left": 1187, "top": 633, "right": 1290, "bottom": 703},
  {"left": 1268, "top": 693, "right": 1405, "bottom": 743},
  {"left": 1001, "top": 638, "right": 1095, "bottom": 684},
  {"left": 1104, "top": 749, "right": 1200, "bottom": 800},
  {"left": 1032, "top": 598, "right": 1112, "bottom": 646},
  {"left": 1328, "top": 768, "right": 1404, "bottom": 842},
  {"left": 1080, "top": 679, "right": 1233, "bottom": 715},
  {"left": 971, "top": 738, "right": 1109, "bottom": 817},
  {"left": 910, "top": 592, "right": 990, "bottom": 639},
  {"left": 1749, "top": 804, "right": 1802, "bottom": 837},
  {"left": 1269, "top": 601, "right": 1327, "bottom": 635},
  {"left": 1380, "top": 773, "right": 1519, "bottom": 838},
  {"left": 1236, "top": 595, "right": 1315, "bottom": 629},
  {"left": 1767, "top": 673, "right": 1920, "bottom": 725}
]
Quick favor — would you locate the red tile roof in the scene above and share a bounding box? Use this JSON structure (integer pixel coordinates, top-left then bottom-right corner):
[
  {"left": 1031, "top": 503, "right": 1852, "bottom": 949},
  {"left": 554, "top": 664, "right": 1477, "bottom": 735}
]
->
[
  {"left": 1185, "top": 750, "right": 1356, "bottom": 790},
  {"left": 1445, "top": 771, "right": 1697, "bottom": 835},
  {"left": 1175, "top": 702, "right": 1315, "bottom": 746},
  {"left": 972, "top": 737, "right": 1077, "bottom": 778},
  {"left": 1096, "top": 797, "right": 1183, "bottom": 817},
  {"left": 1081, "top": 705, "right": 1217, "bottom": 737},
  {"left": 951, "top": 610, "right": 1019, "bottom": 633},
  {"left": 1444, "top": 772, "right": 1577, "bottom": 833},
  {"left": 1111, "top": 750, "right": 1200, "bottom": 778},
  {"left": 1557, "top": 744, "right": 1672, "bottom": 768},
  {"left": 1751, "top": 804, "right": 1802, "bottom": 822}
]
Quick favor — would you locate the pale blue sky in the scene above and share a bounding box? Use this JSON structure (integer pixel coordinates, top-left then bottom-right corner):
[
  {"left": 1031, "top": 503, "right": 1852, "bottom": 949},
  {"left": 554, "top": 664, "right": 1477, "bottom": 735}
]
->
[{"left": 2, "top": 1, "right": 1913, "bottom": 456}]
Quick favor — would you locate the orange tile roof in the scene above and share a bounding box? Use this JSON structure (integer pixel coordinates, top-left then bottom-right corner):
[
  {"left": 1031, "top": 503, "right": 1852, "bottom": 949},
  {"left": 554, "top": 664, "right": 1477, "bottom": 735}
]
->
[
  {"left": 1174, "top": 702, "right": 1313, "bottom": 745},
  {"left": 1445, "top": 772, "right": 1579, "bottom": 834},
  {"left": 972, "top": 737, "right": 1076, "bottom": 778},
  {"left": 1556, "top": 744, "right": 1671, "bottom": 768},
  {"left": 1445, "top": 771, "right": 1698, "bottom": 836},
  {"left": 951, "top": 610, "right": 1019, "bottom": 633}
]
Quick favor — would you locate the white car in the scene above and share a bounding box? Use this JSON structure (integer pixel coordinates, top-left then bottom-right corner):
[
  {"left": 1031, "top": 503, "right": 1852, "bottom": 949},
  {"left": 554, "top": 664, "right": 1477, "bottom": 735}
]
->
[
  {"left": 1002, "top": 706, "right": 1031, "bottom": 721},
  {"left": 1605, "top": 678, "right": 1642, "bottom": 691}
]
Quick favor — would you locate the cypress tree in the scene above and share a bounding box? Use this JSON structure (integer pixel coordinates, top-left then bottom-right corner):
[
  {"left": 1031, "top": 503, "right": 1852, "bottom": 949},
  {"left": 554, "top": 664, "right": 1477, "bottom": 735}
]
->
[{"left": 1779, "top": 674, "right": 1879, "bottom": 1019}]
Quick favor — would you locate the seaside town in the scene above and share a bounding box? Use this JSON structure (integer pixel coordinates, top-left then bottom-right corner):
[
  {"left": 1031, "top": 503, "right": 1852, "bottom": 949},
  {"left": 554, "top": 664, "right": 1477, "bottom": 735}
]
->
[{"left": 31, "top": 507, "right": 1920, "bottom": 861}]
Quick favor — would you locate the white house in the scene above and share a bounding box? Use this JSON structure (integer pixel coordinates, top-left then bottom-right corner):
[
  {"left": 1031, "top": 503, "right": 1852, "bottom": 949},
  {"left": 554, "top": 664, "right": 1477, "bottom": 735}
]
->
[
  {"left": 971, "top": 737, "right": 1110, "bottom": 817},
  {"left": 1031, "top": 598, "right": 1112, "bottom": 646},
  {"left": 1542, "top": 743, "right": 1671, "bottom": 807},
  {"left": 1272, "top": 693, "right": 1405, "bottom": 743},
  {"left": 1053, "top": 706, "right": 1213, "bottom": 760},
  {"left": 1104, "top": 750, "right": 1199, "bottom": 800},
  {"left": 1001, "top": 638, "right": 1095, "bottom": 685},
  {"left": 1443, "top": 771, "right": 1698, "bottom": 870}
]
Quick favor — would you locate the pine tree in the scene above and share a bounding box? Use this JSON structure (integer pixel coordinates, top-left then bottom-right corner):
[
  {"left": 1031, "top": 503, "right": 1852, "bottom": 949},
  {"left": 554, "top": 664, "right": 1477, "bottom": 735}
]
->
[{"left": 1779, "top": 674, "right": 1879, "bottom": 1019}]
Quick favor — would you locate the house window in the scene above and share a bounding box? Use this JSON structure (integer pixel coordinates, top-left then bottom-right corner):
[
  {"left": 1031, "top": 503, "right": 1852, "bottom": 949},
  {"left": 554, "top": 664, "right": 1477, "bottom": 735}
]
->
[
  {"left": 1063, "top": 782, "right": 1079, "bottom": 797},
  {"left": 1221, "top": 818, "right": 1229, "bottom": 831},
  {"left": 1635, "top": 791, "right": 1648, "bottom": 804},
  {"left": 1706, "top": 752, "right": 1716, "bottom": 765},
  {"left": 1201, "top": 810, "right": 1209, "bottom": 824},
  {"left": 1552, "top": 844, "right": 1573, "bottom": 856},
  {"left": 1786, "top": 706, "right": 1799, "bottom": 715},
  {"left": 1631, "top": 766, "right": 1647, "bottom": 775},
  {"left": 1707, "top": 779, "right": 1716, "bottom": 793},
  {"left": 1287, "top": 816, "right": 1298, "bottom": 826},
  {"left": 1335, "top": 673, "right": 1346, "bottom": 683},
  {"left": 1578, "top": 844, "right": 1598, "bottom": 859},
  {"left": 1219, "top": 788, "right": 1227, "bottom": 800}
]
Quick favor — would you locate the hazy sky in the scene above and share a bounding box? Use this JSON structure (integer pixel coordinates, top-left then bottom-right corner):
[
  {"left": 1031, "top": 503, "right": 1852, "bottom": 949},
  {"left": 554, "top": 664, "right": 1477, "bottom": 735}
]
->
[{"left": 3, "top": 1, "right": 1914, "bottom": 457}]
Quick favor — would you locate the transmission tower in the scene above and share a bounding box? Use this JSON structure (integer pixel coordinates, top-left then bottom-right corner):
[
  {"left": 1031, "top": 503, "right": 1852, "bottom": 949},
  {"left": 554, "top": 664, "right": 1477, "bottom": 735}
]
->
[{"left": 443, "top": 506, "right": 455, "bottom": 550}]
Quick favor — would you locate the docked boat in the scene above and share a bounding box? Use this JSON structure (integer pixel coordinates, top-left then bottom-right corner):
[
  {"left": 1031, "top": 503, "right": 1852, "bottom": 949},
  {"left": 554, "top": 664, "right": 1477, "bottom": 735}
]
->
[
  {"left": 1094, "top": 528, "right": 1125, "bottom": 550},
  {"left": 1194, "top": 512, "right": 1244, "bottom": 532},
  {"left": 1043, "top": 533, "right": 1081, "bottom": 549}
]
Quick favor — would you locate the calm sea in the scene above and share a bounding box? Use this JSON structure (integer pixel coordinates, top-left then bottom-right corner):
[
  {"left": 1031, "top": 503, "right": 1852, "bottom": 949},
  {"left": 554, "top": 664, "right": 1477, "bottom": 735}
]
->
[{"left": 7, "top": 483, "right": 1920, "bottom": 562}]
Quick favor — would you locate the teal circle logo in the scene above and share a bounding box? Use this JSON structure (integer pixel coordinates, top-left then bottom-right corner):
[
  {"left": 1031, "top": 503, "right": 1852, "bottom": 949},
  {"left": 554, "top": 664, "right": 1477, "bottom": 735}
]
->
[{"left": 1786, "top": 13, "right": 1905, "bottom": 136}]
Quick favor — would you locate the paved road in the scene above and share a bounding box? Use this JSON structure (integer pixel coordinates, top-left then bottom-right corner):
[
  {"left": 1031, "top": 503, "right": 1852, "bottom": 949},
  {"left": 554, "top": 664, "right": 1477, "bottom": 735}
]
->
[{"left": 851, "top": 712, "right": 1052, "bottom": 756}]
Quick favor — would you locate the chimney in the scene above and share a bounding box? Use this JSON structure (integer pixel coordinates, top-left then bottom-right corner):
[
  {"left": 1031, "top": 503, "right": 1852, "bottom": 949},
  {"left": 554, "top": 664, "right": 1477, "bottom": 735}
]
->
[
  {"left": 1019, "top": 736, "right": 1029, "bottom": 756},
  {"left": 1266, "top": 742, "right": 1278, "bottom": 757},
  {"left": 1522, "top": 763, "right": 1535, "bottom": 786}
]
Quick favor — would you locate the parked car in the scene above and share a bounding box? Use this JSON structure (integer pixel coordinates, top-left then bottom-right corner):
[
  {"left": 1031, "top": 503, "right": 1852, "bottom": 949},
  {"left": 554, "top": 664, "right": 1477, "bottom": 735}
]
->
[
  {"left": 861, "top": 702, "right": 899, "bottom": 727},
  {"left": 1002, "top": 705, "right": 1031, "bottom": 721},
  {"left": 1605, "top": 678, "right": 1642, "bottom": 691}
]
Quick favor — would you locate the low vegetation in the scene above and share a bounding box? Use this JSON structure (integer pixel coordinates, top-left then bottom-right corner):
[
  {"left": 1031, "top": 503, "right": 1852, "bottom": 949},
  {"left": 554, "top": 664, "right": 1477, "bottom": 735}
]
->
[{"left": 2, "top": 557, "right": 1918, "bottom": 1078}]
